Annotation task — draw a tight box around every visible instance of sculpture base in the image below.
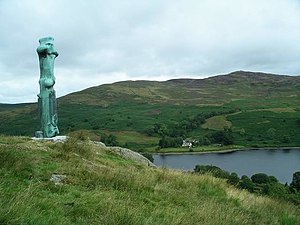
[32,135,67,143]
[35,131,44,138]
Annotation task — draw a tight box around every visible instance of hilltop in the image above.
[1,135,300,224]
[0,71,299,152]
[60,71,300,106]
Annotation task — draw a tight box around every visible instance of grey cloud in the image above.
[0,0,300,103]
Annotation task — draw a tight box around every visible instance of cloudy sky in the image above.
[1,0,300,103]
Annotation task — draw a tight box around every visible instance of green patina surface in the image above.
[37,37,59,137]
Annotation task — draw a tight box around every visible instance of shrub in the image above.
[194,165,230,179]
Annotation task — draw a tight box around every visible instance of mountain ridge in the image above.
[59,70,300,106]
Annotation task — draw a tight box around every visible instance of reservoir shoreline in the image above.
[153,146,300,156]
[153,147,300,183]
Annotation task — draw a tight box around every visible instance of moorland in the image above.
[1,71,299,153]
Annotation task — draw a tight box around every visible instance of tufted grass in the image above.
[1,136,300,224]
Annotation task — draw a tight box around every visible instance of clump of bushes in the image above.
[100,133,118,146]
[194,165,230,179]
[140,152,154,163]
[158,128,234,149]
[158,137,183,148]
[194,164,300,205]
[147,110,238,149]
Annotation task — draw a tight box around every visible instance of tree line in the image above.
[146,110,237,148]
[158,128,234,148]
[194,165,300,205]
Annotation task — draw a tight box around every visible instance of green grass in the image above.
[1,135,300,224]
[227,110,300,147]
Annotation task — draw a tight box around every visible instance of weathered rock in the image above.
[109,146,156,167]
[50,174,66,185]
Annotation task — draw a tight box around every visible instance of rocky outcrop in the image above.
[109,146,156,167]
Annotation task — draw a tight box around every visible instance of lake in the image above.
[153,148,300,183]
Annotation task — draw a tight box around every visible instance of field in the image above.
[1,135,300,224]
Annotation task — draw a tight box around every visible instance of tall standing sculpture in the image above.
[36,37,59,138]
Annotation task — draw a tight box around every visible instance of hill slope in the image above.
[60,71,300,106]
[0,71,299,151]
[1,135,300,225]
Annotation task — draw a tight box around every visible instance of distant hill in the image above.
[60,71,300,106]
[0,71,300,151]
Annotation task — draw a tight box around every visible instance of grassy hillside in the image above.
[0,71,299,151]
[1,135,300,225]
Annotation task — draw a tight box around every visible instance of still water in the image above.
[153,148,300,183]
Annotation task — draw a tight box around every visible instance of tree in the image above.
[150,123,169,137]
[291,171,300,192]
[101,134,118,146]
[267,128,276,139]
[297,119,300,127]
[239,128,245,136]
[194,165,230,179]
[269,176,278,183]
[251,173,270,184]
[158,137,183,148]
[106,134,118,146]
[100,133,108,143]
[262,184,270,195]
[199,137,211,146]
[239,175,255,192]
[281,135,291,144]
[210,129,234,145]
[228,172,240,185]
[267,182,289,197]
[141,152,154,162]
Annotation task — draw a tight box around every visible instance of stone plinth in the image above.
[32,135,67,143]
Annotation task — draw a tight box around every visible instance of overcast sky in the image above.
[1,0,300,103]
